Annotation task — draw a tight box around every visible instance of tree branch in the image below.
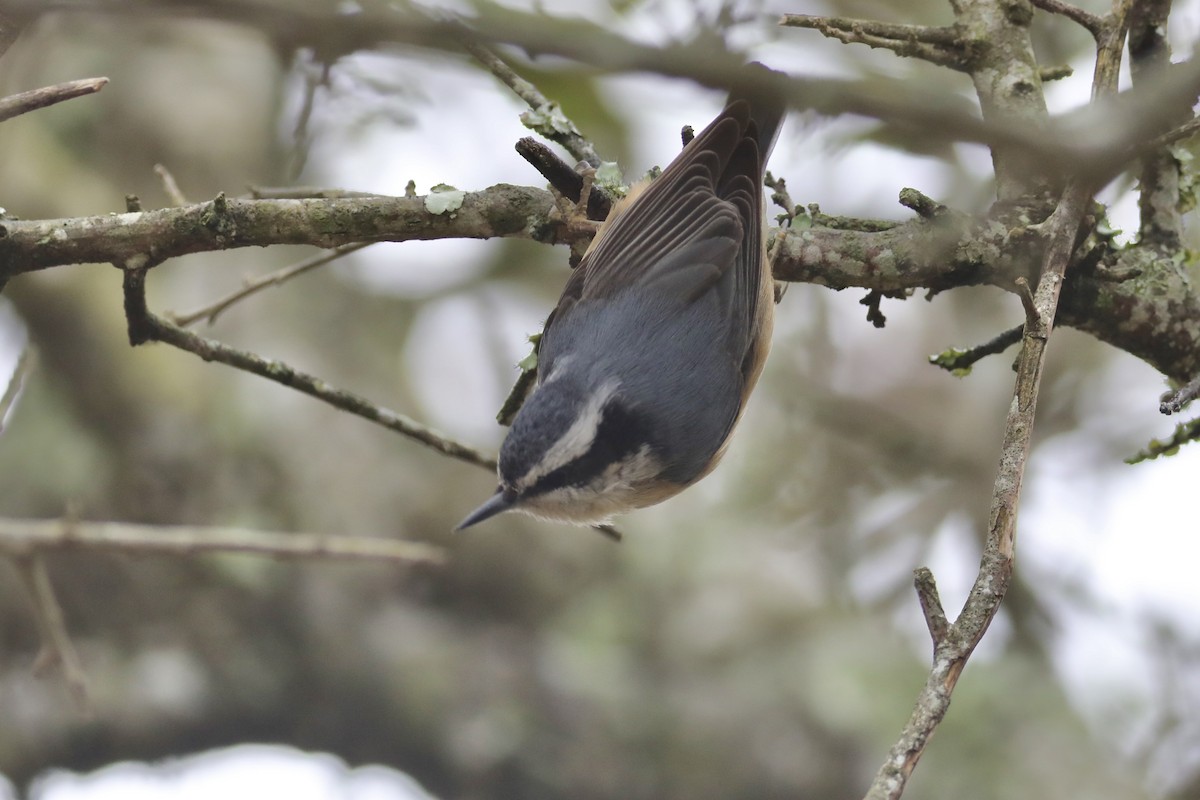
[0,76,108,123]
[929,324,1024,375]
[0,516,445,565]
[121,264,497,472]
[0,185,572,280]
[1129,0,1183,246]
[780,15,970,69]
[169,242,372,326]
[862,2,1135,797]
[1161,374,1200,415]
[1029,0,1104,37]
[0,343,35,434]
[465,41,602,167]
[514,137,613,219]
[19,0,1200,184]
[13,553,90,713]
[3,176,1197,384]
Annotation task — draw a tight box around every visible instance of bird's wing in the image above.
[541,104,758,363]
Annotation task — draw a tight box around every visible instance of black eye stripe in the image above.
[529,402,650,496]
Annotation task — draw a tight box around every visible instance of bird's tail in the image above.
[727,62,787,171]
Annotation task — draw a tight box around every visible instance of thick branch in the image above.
[5,184,1199,383]
[948,0,1050,198]
[0,185,568,279]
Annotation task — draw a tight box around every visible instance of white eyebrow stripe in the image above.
[516,379,620,492]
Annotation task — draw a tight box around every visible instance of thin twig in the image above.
[0,77,108,124]
[13,554,90,713]
[169,242,372,326]
[897,188,945,219]
[0,344,35,434]
[928,325,1023,374]
[1148,115,1200,151]
[514,136,612,219]
[1160,374,1200,414]
[247,186,386,199]
[122,265,496,472]
[780,14,968,69]
[154,163,189,206]
[465,40,602,167]
[1127,416,1200,463]
[912,568,949,646]
[1028,0,1104,38]
[0,517,445,565]
[1040,64,1074,82]
[764,171,796,224]
[1014,276,1039,327]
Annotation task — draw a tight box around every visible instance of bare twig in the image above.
[23,0,1193,181]
[169,242,372,326]
[862,3,1134,798]
[247,186,386,199]
[465,41,602,167]
[1161,374,1200,415]
[859,289,906,328]
[897,188,945,219]
[928,325,1024,374]
[1148,115,1200,151]
[154,163,189,206]
[122,265,496,472]
[13,554,90,713]
[0,516,444,565]
[912,568,949,646]
[764,172,796,224]
[514,137,612,219]
[1040,64,1074,82]
[0,77,108,124]
[0,187,581,279]
[1014,276,1039,327]
[0,344,35,434]
[1028,0,1104,38]
[780,14,969,69]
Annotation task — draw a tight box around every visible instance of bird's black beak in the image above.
[455,488,516,531]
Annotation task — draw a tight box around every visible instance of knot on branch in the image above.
[199,192,237,244]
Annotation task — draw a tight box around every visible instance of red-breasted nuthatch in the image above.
[458,78,785,529]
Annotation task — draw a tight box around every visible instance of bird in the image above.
[458,73,785,530]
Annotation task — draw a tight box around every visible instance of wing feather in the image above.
[541,88,782,390]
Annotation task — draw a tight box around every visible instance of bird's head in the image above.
[456,371,666,529]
